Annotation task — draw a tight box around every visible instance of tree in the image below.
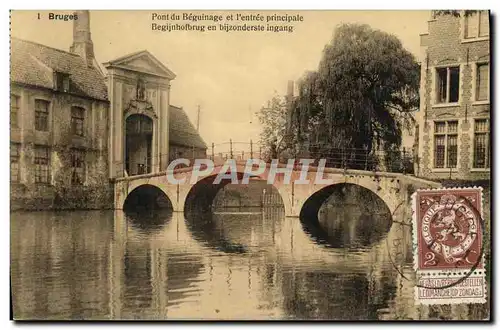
[290,23,420,168]
[292,71,323,145]
[257,93,287,161]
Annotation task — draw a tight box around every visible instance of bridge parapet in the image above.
[114,161,441,219]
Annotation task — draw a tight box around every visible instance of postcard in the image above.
[10,9,491,321]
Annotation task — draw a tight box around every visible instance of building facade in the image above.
[10,35,111,210]
[415,10,490,180]
[104,50,176,177]
[10,11,206,210]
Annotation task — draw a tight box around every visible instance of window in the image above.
[71,107,85,136]
[473,119,490,168]
[35,99,49,131]
[54,72,70,92]
[63,77,70,92]
[10,94,19,128]
[10,143,20,182]
[434,121,458,168]
[436,67,460,104]
[71,149,86,185]
[34,146,50,183]
[465,11,489,39]
[476,63,489,101]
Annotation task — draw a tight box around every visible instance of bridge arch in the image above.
[299,182,393,221]
[122,183,174,212]
[287,171,404,217]
[183,172,285,213]
[298,182,393,248]
[180,171,285,254]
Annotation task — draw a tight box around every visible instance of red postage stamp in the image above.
[412,187,486,305]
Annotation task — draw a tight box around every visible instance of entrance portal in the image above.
[125,114,153,176]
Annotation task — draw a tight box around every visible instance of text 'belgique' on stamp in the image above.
[412,187,486,305]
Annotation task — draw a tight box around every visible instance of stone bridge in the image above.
[113,161,441,218]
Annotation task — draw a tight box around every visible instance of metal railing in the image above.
[114,140,415,178]
[209,141,415,174]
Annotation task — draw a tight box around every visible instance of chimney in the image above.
[70,10,95,67]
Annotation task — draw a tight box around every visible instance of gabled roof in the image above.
[169,105,207,149]
[10,37,108,101]
[104,50,176,79]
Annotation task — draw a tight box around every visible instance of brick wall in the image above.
[417,11,490,180]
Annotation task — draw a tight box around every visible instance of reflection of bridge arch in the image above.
[183,175,284,254]
[184,211,248,254]
[124,207,173,234]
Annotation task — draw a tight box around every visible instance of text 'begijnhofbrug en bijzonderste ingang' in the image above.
[151,12,304,33]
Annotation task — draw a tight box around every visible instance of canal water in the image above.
[10,202,488,320]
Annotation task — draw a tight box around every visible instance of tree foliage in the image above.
[256,93,287,161]
[287,23,420,166]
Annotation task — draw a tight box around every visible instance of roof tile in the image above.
[10,38,108,101]
[10,38,205,150]
[169,106,207,149]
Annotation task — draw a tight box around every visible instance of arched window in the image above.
[126,114,153,134]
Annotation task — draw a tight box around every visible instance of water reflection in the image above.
[10,206,487,320]
[123,243,153,310]
[125,208,172,234]
[10,211,114,319]
[165,252,205,308]
[184,210,248,254]
[281,271,373,320]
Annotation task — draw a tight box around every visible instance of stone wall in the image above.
[10,84,113,210]
[10,183,114,211]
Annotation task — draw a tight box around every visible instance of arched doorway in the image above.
[125,114,153,176]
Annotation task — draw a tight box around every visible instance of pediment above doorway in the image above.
[104,50,176,80]
[125,99,158,119]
